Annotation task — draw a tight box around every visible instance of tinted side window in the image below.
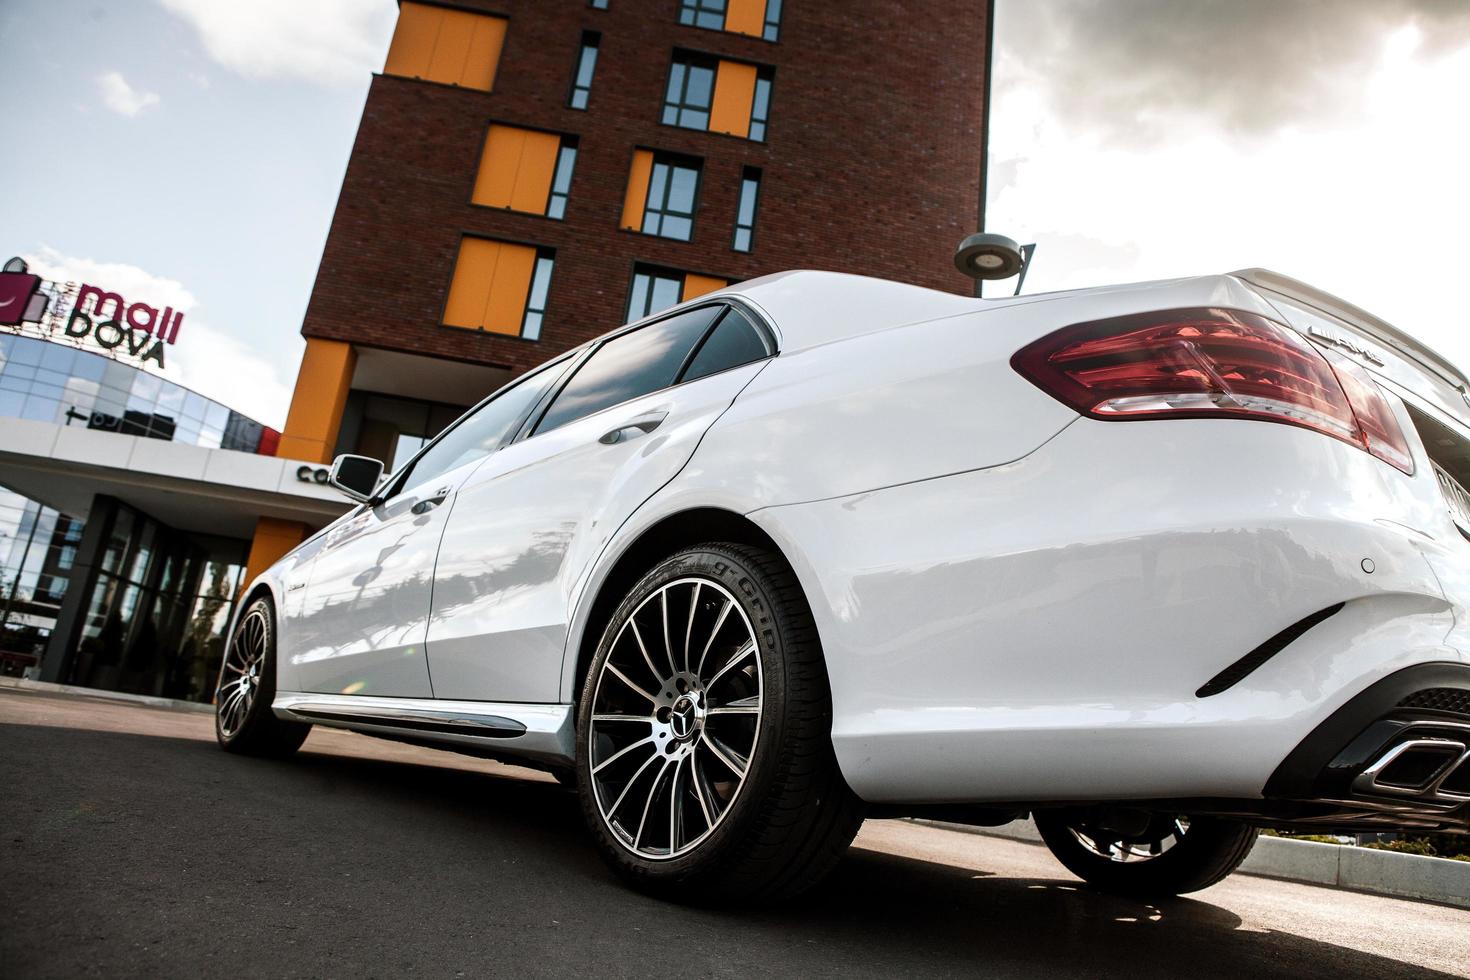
[535,306,720,434]
[681,309,769,383]
[394,361,568,493]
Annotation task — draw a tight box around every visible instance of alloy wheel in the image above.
[217,606,268,738]
[1070,815,1190,863]
[588,577,763,860]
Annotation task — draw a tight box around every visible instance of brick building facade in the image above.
[245,0,993,583]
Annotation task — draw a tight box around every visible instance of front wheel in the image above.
[575,543,865,903]
[215,597,310,758]
[1034,808,1258,897]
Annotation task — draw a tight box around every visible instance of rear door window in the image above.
[680,308,770,383]
[534,305,721,434]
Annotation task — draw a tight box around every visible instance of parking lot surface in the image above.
[2,687,1467,979]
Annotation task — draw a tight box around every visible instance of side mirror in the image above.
[328,454,384,503]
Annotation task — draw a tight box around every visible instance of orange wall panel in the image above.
[277,339,355,464]
[473,125,526,208]
[461,13,506,91]
[428,9,475,86]
[444,238,499,329]
[511,130,561,213]
[242,517,308,595]
[485,244,537,335]
[444,238,537,335]
[473,126,560,213]
[724,0,767,37]
[383,2,439,78]
[620,150,654,231]
[682,274,728,301]
[384,2,503,91]
[709,61,757,138]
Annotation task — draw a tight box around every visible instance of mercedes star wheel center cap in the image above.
[670,694,699,741]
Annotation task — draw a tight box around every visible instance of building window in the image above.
[620,150,701,241]
[383,2,507,92]
[762,0,782,40]
[679,0,782,41]
[472,125,578,219]
[663,52,773,141]
[679,0,727,30]
[569,32,599,110]
[733,167,761,252]
[547,145,577,219]
[522,253,555,340]
[443,238,555,339]
[626,264,728,321]
[590,0,609,7]
[749,73,772,140]
[662,55,715,131]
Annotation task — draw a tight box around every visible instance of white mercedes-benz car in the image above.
[216,264,1470,903]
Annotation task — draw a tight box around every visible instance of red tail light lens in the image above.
[1011,307,1413,474]
[1327,349,1414,474]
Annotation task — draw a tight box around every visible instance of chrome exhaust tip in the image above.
[1353,737,1470,802]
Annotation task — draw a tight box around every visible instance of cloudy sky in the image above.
[2,1,1469,429]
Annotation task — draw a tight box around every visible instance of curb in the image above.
[0,677,214,714]
[910,817,1470,910]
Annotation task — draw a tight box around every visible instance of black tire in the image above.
[215,597,311,758]
[1034,808,1258,897]
[575,542,865,903]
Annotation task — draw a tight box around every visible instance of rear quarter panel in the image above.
[695,274,1282,507]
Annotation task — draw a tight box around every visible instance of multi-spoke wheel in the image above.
[588,577,762,859]
[1035,808,1258,897]
[217,605,268,738]
[575,543,865,903]
[215,597,310,757]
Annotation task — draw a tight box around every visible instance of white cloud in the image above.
[25,246,296,429]
[159,0,398,87]
[97,71,160,116]
[990,13,1470,376]
[999,0,1470,139]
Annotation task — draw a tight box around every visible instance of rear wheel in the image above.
[1035,808,1258,897]
[215,598,310,758]
[575,543,865,903]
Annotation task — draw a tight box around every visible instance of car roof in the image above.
[651,270,983,353]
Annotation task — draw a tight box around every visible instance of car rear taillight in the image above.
[1011,307,1414,474]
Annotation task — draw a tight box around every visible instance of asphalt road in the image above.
[2,686,1468,980]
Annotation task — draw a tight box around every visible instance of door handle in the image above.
[411,486,454,514]
[599,411,668,445]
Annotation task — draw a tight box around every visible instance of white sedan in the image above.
[216,266,1470,902]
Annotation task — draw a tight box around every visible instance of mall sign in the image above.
[0,256,184,369]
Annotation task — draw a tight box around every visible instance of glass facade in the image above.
[0,490,80,675]
[63,499,246,703]
[0,333,275,453]
[0,334,275,700]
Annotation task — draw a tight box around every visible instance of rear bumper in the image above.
[751,415,1470,807]
[1262,662,1470,833]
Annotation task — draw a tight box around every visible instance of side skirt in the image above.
[272,692,574,767]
